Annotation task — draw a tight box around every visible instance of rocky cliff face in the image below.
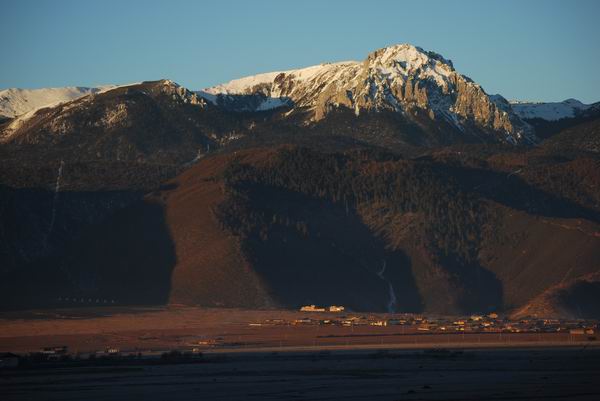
[204,44,534,144]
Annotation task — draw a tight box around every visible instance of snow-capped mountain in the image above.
[2,47,600,316]
[204,44,534,144]
[1,85,126,142]
[510,99,594,121]
[0,80,226,164]
[0,86,110,119]
[0,83,149,121]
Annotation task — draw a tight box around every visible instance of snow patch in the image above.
[0,87,98,118]
[204,71,288,96]
[376,260,397,313]
[0,83,143,121]
[42,160,65,251]
[510,99,591,121]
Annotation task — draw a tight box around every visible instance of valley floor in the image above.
[1,307,599,400]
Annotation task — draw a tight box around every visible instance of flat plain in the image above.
[2,347,599,400]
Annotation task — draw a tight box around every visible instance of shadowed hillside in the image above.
[0,199,177,310]
[2,143,600,313]
[512,272,600,319]
[2,115,600,315]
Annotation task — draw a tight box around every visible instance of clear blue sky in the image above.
[1,0,599,103]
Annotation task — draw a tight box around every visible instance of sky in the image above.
[1,0,599,103]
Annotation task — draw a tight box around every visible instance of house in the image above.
[300,305,326,312]
[0,353,19,368]
[40,346,68,355]
[197,339,218,346]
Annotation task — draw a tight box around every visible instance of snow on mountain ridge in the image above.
[201,61,360,111]
[0,83,147,143]
[0,87,101,118]
[0,84,148,120]
[202,43,470,118]
[367,44,455,87]
[204,71,293,95]
[203,44,456,97]
[203,43,534,144]
[510,99,592,121]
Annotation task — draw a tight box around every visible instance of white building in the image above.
[300,305,326,312]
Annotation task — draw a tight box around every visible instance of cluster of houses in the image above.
[36,345,121,359]
[254,312,598,336]
[39,346,69,360]
[1,311,597,369]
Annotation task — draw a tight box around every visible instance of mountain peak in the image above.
[158,79,181,88]
[367,43,454,70]
[563,98,584,106]
[203,43,533,144]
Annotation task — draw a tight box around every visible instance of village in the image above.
[246,305,600,336]
[2,304,598,370]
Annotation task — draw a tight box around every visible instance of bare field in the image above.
[2,347,600,400]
